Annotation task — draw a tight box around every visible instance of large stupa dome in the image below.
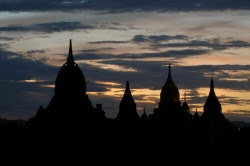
[55,39,86,96]
[160,64,180,102]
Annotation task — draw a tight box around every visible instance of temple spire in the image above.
[122,81,134,102]
[126,81,130,91]
[141,108,148,121]
[184,91,187,102]
[67,39,74,64]
[167,62,173,83]
[211,73,214,89]
[117,81,139,120]
[160,62,179,102]
[193,108,200,120]
[203,74,222,114]
[209,74,215,96]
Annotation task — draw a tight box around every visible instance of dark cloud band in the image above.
[0,0,250,12]
[0,21,93,33]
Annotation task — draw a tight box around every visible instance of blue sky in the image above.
[0,0,250,121]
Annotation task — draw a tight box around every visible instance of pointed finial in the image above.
[168,62,171,75]
[67,39,74,64]
[143,108,146,114]
[210,72,214,89]
[196,107,197,113]
[126,81,129,90]
[167,61,173,83]
[184,91,187,102]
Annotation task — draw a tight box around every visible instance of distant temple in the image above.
[193,108,200,121]
[182,92,190,114]
[150,63,192,128]
[116,81,139,121]
[200,76,229,132]
[141,108,148,121]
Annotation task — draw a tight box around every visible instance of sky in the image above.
[0,0,250,122]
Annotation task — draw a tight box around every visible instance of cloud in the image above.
[1,0,250,12]
[225,110,250,122]
[111,22,120,26]
[223,98,250,105]
[131,35,250,50]
[80,47,115,53]
[180,65,250,89]
[26,50,46,54]
[0,49,58,119]
[0,21,94,33]
[153,40,250,50]
[132,34,189,43]
[88,34,250,52]
[79,58,250,91]
[97,22,129,31]
[76,49,210,61]
[88,40,129,44]
[0,50,57,80]
[89,35,189,45]
[0,43,10,49]
[226,40,250,47]
[0,37,15,41]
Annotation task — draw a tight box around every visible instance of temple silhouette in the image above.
[3,39,246,145]
[116,81,139,121]
[26,40,106,128]
[148,63,192,127]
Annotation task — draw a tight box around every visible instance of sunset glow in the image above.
[0,1,249,121]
